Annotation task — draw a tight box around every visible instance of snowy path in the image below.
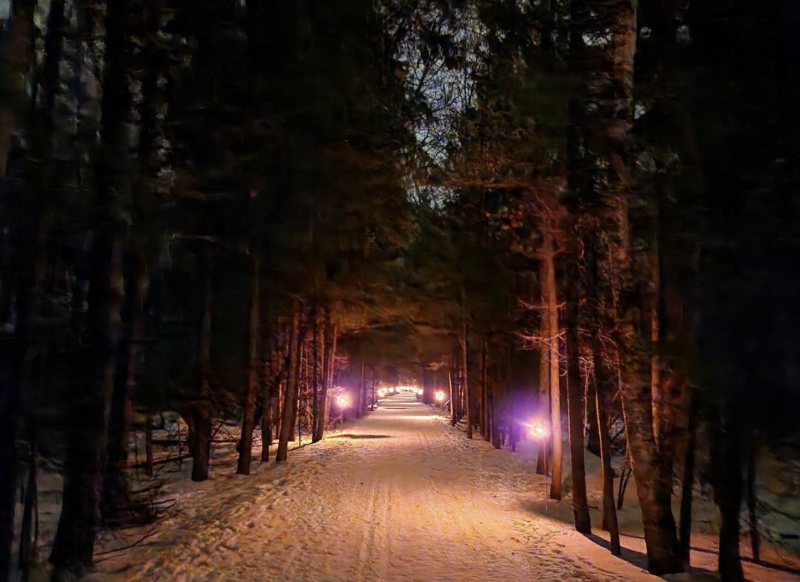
[92,393,661,582]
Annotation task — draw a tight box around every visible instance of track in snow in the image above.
[92,393,659,582]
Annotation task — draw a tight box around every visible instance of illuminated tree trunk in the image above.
[537,321,549,475]
[462,320,472,439]
[567,0,680,569]
[586,379,601,455]
[314,317,336,441]
[542,227,562,500]
[566,256,591,533]
[237,250,260,475]
[482,340,491,442]
[311,309,325,442]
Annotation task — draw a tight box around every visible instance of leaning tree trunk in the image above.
[237,250,261,475]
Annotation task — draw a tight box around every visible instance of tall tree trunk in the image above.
[711,401,745,582]
[0,0,35,179]
[259,297,274,461]
[482,339,490,442]
[18,434,36,582]
[537,322,549,475]
[586,377,601,456]
[51,0,131,572]
[595,363,621,555]
[102,231,148,520]
[311,308,321,427]
[543,227,563,500]
[462,320,472,439]
[358,359,366,419]
[569,0,680,571]
[311,309,324,442]
[448,358,457,425]
[314,315,335,442]
[276,305,301,462]
[189,254,213,482]
[237,251,261,475]
[566,258,591,534]
[0,1,40,576]
[678,388,698,567]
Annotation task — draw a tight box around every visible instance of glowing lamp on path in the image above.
[529,421,547,439]
[435,391,445,403]
[416,389,423,396]
[336,395,351,409]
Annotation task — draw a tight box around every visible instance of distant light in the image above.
[336,395,351,409]
[529,420,547,439]
[435,390,445,402]
[416,389,423,396]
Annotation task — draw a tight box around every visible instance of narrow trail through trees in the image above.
[91,393,659,582]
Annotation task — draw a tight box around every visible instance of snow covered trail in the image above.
[92,393,660,582]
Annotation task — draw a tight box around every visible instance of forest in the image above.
[1,0,799,581]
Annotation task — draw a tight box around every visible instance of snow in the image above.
[15,392,800,582]
[86,393,663,582]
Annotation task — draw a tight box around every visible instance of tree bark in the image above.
[190,253,213,482]
[543,227,563,500]
[566,258,591,534]
[537,323,549,475]
[586,378,601,456]
[462,320,472,439]
[0,0,35,180]
[678,388,698,567]
[51,0,130,571]
[448,358,457,425]
[237,251,261,475]
[277,305,301,462]
[483,341,492,443]
[314,316,335,442]
[711,402,745,582]
[595,357,621,555]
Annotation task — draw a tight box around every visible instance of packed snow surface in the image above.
[87,394,795,582]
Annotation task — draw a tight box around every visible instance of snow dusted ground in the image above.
[86,393,651,582]
[83,393,800,582]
